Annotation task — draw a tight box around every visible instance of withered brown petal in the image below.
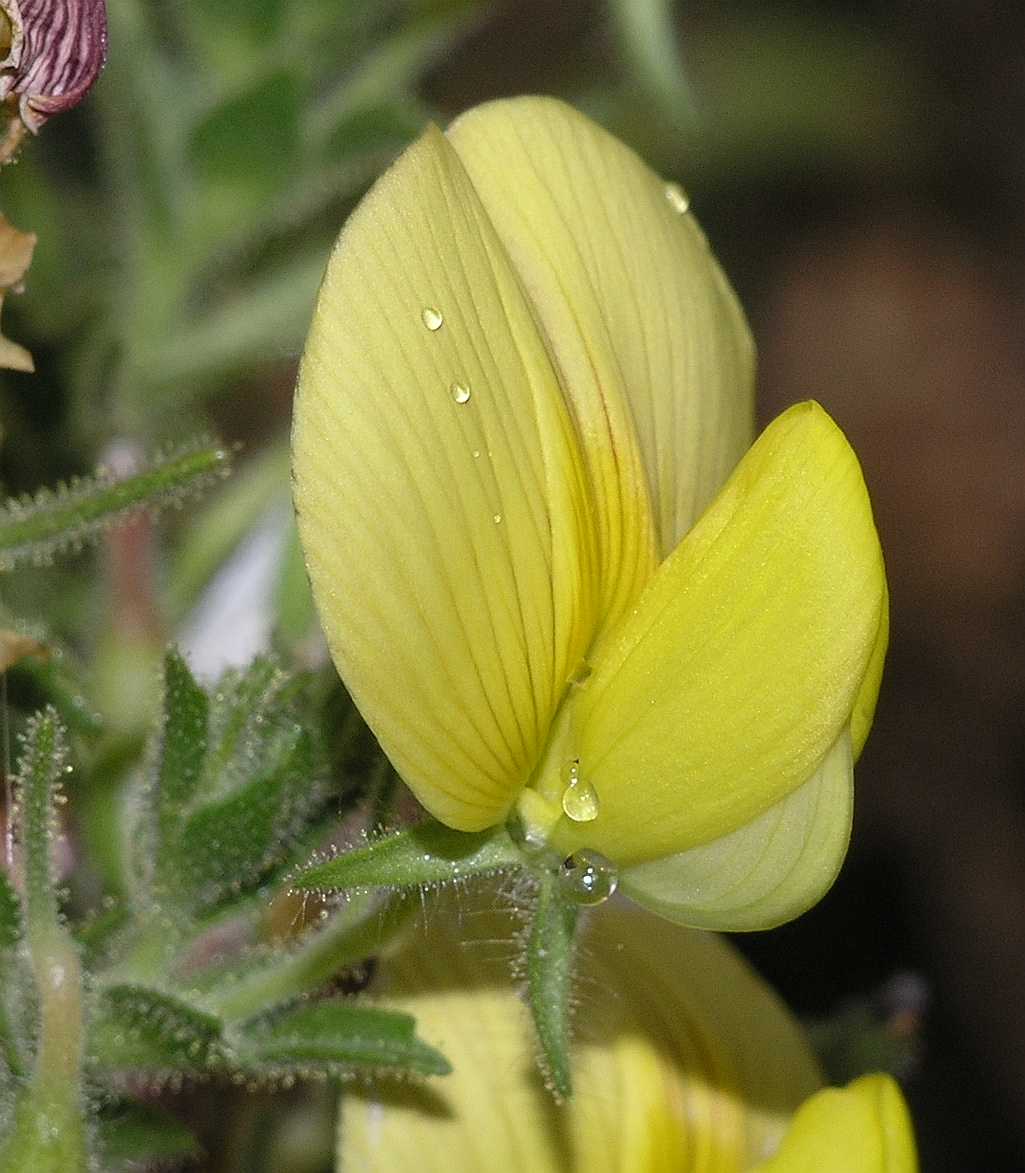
[0,0,107,132]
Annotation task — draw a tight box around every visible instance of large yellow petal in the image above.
[448,97,755,630]
[339,889,821,1172]
[293,125,597,832]
[619,727,852,931]
[752,1075,919,1173]
[557,402,886,866]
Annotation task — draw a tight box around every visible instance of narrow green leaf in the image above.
[235,1000,450,1078]
[526,872,579,1100]
[0,440,232,573]
[0,872,22,948]
[89,985,226,1075]
[95,1102,201,1170]
[293,820,522,893]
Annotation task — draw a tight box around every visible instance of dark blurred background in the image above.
[3,1,1024,1168]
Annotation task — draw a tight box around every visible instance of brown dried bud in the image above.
[0,0,107,133]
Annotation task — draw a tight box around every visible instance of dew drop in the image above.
[450,380,471,404]
[493,513,502,524]
[559,849,618,906]
[561,760,599,822]
[472,449,481,459]
[664,182,690,215]
[421,306,444,331]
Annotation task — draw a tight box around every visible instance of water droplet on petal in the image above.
[559,849,618,906]
[421,306,444,331]
[493,513,502,524]
[450,380,471,404]
[472,449,481,459]
[664,182,690,215]
[561,761,599,822]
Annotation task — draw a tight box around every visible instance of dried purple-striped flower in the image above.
[0,0,107,133]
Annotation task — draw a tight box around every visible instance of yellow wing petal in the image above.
[293,125,596,832]
[619,728,852,930]
[752,1075,919,1173]
[339,888,821,1172]
[558,401,886,865]
[448,96,755,629]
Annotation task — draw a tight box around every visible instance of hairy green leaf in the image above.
[234,999,450,1078]
[15,708,68,939]
[157,650,209,824]
[89,985,226,1076]
[293,820,522,893]
[179,724,325,910]
[0,440,232,573]
[526,872,579,1100]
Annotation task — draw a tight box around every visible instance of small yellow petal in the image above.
[339,889,821,1172]
[620,727,852,931]
[752,1074,919,1173]
[851,579,889,758]
[559,401,886,865]
[293,125,596,832]
[449,96,755,632]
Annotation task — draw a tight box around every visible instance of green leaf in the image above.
[292,820,523,892]
[526,872,578,1100]
[15,708,68,939]
[89,985,226,1076]
[0,872,22,949]
[157,650,210,822]
[234,999,450,1078]
[202,657,287,798]
[141,655,334,917]
[95,1102,201,1171]
[178,723,326,910]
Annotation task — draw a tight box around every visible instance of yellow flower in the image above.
[292,96,888,929]
[337,892,918,1172]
